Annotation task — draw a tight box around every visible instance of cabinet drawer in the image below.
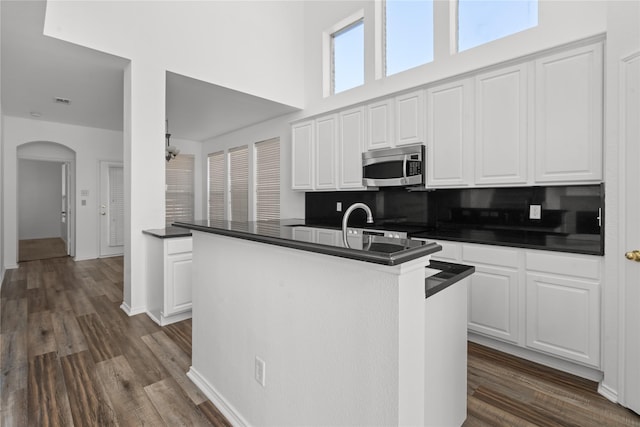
[462,244,519,268]
[167,238,193,255]
[526,251,600,280]
[430,241,460,262]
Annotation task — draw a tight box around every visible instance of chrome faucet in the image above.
[342,203,374,248]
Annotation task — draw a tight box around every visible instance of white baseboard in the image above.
[598,382,619,403]
[120,302,146,316]
[468,332,604,382]
[187,367,249,427]
[73,255,96,262]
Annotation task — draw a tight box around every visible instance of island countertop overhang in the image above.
[173,219,442,266]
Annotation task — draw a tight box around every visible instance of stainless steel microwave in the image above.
[362,145,425,187]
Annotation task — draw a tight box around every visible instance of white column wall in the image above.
[122,61,166,315]
[2,117,123,267]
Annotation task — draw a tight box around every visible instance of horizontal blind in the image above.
[166,154,195,226]
[255,138,280,221]
[229,146,248,222]
[208,151,225,221]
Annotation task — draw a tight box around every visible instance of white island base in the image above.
[186,230,467,426]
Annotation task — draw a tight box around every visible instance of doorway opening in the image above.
[17,142,76,262]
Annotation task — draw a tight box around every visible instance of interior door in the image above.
[100,161,125,257]
[623,50,640,415]
[61,163,69,254]
[60,161,75,257]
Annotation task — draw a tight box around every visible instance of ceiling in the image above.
[1,0,298,142]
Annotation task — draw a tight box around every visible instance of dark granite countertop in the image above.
[173,219,442,266]
[411,228,603,256]
[142,226,192,239]
[425,260,475,298]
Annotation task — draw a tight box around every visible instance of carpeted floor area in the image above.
[18,237,68,262]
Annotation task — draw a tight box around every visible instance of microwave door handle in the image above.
[402,155,408,183]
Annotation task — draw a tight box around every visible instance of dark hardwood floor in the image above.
[1,253,639,426]
[18,238,68,262]
[1,256,230,426]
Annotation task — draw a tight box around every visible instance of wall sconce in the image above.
[165,119,180,161]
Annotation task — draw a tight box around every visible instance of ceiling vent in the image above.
[54,97,71,105]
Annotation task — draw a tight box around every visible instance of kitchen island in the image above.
[174,219,469,426]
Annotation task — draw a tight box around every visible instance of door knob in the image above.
[625,250,640,262]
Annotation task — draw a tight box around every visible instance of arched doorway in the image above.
[17,141,76,262]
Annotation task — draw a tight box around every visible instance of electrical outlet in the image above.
[529,204,542,220]
[255,356,266,387]
[336,202,342,212]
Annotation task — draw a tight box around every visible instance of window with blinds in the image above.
[255,138,280,221]
[208,151,225,221]
[166,154,195,226]
[229,146,249,222]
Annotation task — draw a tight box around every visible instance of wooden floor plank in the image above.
[65,288,97,316]
[60,350,119,426]
[28,351,74,427]
[0,331,28,408]
[163,319,193,357]
[198,400,234,427]
[141,330,208,405]
[51,310,88,357]
[95,355,165,426]
[145,377,213,426]
[27,287,49,313]
[0,297,27,333]
[0,388,28,426]
[27,311,57,358]
[76,313,122,363]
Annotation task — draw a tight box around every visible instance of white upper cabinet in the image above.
[291,120,314,190]
[338,107,365,189]
[395,90,425,146]
[534,42,603,183]
[426,78,474,187]
[475,64,529,185]
[366,98,394,150]
[315,114,338,190]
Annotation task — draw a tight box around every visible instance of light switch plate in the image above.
[529,205,542,220]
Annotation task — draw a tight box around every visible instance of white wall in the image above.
[17,159,63,240]
[201,114,305,221]
[301,0,607,118]
[43,0,305,109]
[3,116,123,267]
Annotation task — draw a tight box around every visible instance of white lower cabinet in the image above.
[462,244,520,344]
[146,236,193,326]
[525,251,600,367]
[428,239,601,369]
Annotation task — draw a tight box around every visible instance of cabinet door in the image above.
[467,264,520,344]
[315,115,338,190]
[292,227,314,242]
[395,90,425,146]
[426,79,474,187]
[366,99,394,150]
[535,42,603,183]
[475,64,529,185]
[316,228,340,246]
[292,120,314,190]
[526,273,600,367]
[165,252,192,316]
[339,107,365,189]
